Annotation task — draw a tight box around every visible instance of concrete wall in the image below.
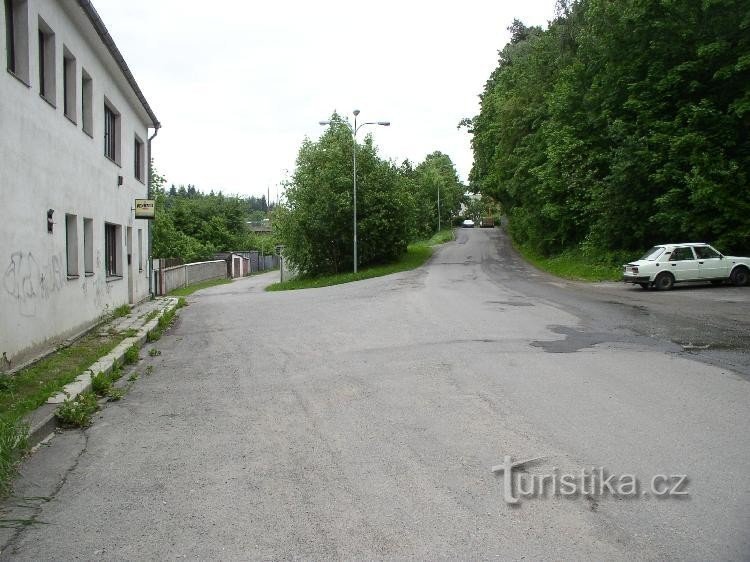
[157,261,226,295]
[1,1,155,368]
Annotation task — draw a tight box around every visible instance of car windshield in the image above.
[640,246,665,261]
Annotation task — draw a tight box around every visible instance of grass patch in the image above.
[144,310,159,323]
[123,345,140,365]
[112,304,131,318]
[267,229,454,291]
[0,332,126,423]
[146,303,181,342]
[515,244,627,281]
[0,417,28,496]
[106,387,125,402]
[121,328,138,338]
[91,372,112,396]
[169,278,232,297]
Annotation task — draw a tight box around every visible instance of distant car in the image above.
[622,243,750,290]
[462,219,475,228]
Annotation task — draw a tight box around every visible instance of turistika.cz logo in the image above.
[491,456,689,505]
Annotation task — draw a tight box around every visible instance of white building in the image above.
[1,0,160,369]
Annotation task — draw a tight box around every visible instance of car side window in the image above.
[694,246,719,259]
[669,247,695,261]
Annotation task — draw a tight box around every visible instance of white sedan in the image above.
[623,243,750,290]
[462,219,475,228]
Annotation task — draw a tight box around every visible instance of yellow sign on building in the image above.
[134,199,155,219]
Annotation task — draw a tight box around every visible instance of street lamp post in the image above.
[319,110,390,273]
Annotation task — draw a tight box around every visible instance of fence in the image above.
[154,260,226,295]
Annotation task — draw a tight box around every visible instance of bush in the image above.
[56,392,99,427]
[0,417,28,496]
[91,371,112,396]
[123,345,140,365]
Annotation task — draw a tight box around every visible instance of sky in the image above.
[93,0,557,201]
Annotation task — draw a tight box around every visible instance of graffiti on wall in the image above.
[3,251,64,317]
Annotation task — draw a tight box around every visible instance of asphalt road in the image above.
[2,228,749,560]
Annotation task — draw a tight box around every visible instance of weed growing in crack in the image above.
[91,372,111,396]
[0,417,28,496]
[124,345,140,365]
[56,392,99,427]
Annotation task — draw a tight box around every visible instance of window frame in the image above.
[62,46,76,123]
[37,17,56,106]
[104,222,121,278]
[83,217,94,275]
[65,214,79,278]
[5,0,29,84]
[134,135,144,182]
[103,101,120,164]
[81,68,92,136]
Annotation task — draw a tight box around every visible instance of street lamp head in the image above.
[353,109,360,117]
[319,121,331,126]
[378,121,390,126]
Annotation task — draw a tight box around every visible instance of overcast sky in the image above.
[94,0,557,200]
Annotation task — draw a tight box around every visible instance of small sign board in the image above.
[134,199,155,219]
[275,244,284,256]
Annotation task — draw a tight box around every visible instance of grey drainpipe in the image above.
[147,125,160,298]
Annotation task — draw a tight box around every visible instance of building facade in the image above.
[1,0,159,369]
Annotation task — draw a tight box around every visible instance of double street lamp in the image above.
[319,109,390,273]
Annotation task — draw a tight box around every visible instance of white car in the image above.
[462,219,475,228]
[623,243,750,290]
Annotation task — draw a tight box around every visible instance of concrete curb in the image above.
[23,297,180,447]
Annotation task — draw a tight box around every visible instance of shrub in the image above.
[123,345,139,365]
[91,371,111,396]
[56,392,99,427]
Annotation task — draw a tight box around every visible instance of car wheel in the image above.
[654,272,674,291]
[730,266,749,287]
[639,283,649,289]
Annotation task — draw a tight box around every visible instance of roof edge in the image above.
[76,0,160,129]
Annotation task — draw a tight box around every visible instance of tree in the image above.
[468,0,750,255]
[412,152,464,238]
[275,113,414,276]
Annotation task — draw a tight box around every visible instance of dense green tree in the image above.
[149,164,275,261]
[468,0,750,255]
[412,152,465,238]
[275,114,414,276]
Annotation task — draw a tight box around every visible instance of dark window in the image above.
[669,247,695,261]
[104,105,117,160]
[37,18,55,103]
[81,69,92,135]
[63,49,76,121]
[134,137,144,181]
[4,0,28,82]
[37,28,44,96]
[5,0,15,73]
[105,223,119,276]
[694,246,720,259]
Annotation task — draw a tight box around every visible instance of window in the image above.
[669,247,695,262]
[63,46,76,122]
[104,101,120,163]
[134,136,144,182]
[83,218,93,275]
[104,223,121,277]
[37,17,55,105]
[694,246,720,260]
[65,214,78,277]
[81,68,92,135]
[137,228,143,272]
[5,0,29,82]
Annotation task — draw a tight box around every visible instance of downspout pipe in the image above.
[147,125,160,298]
